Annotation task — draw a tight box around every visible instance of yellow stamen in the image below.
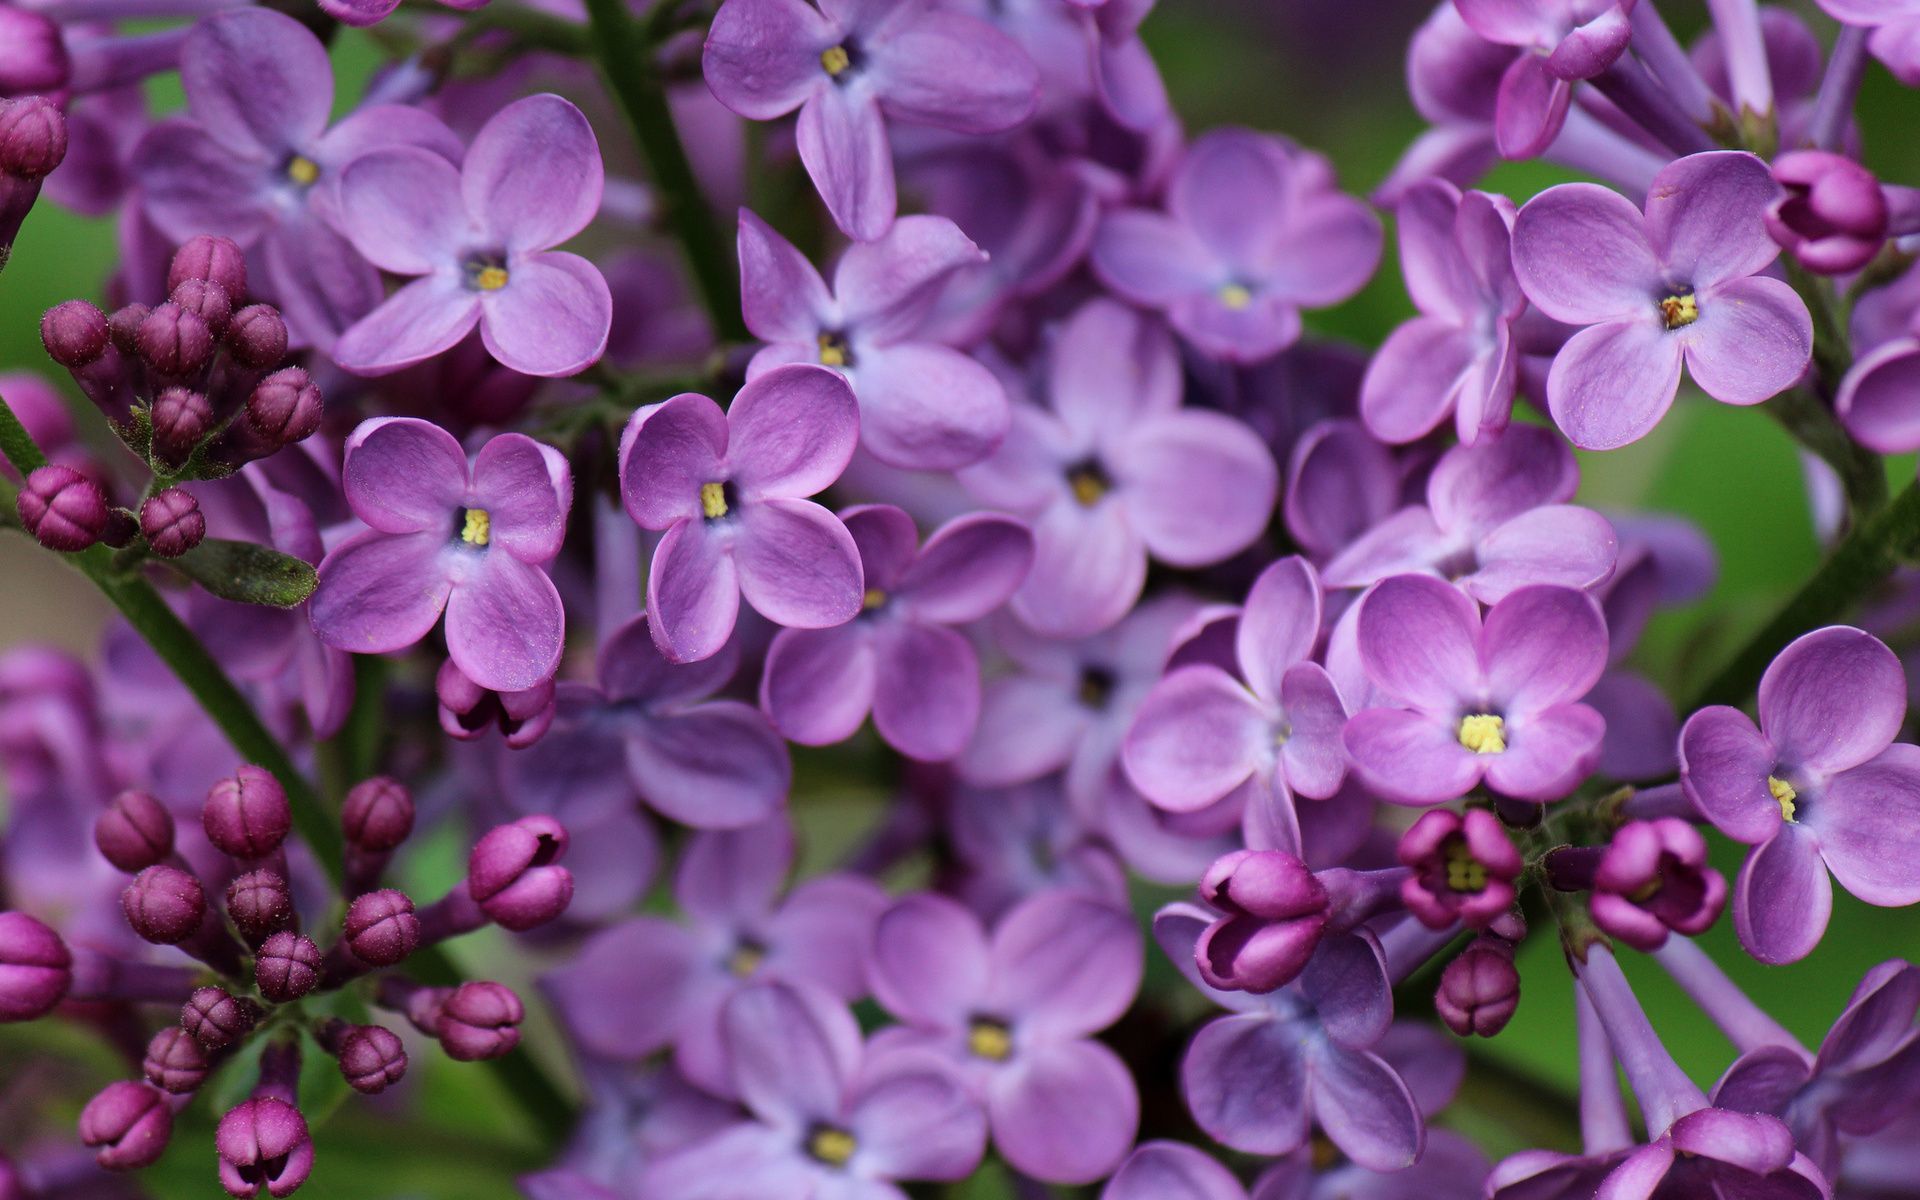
[1068,468,1106,507]
[1457,713,1506,755]
[1443,838,1487,893]
[460,508,491,547]
[286,155,320,186]
[725,943,764,978]
[1769,775,1798,822]
[808,1127,856,1166]
[818,333,848,367]
[1659,292,1698,330]
[700,482,728,520]
[474,265,510,292]
[1628,877,1663,903]
[967,1019,1013,1062]
[821,45,852,76]
[862,587,888,611]
[1218,282,1253,310]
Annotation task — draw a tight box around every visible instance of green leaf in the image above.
[171,537,318,607]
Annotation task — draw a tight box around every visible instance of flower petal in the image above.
[1684,275,1812,406]
[797,87,895,242]
[333,275,483,377]
[1355,573,1482,712]
[342,416,468,534]
[647,519,742,664]
[1485,702,1606,802]
[987,1039,1137,1185]
[470,433,570,564]
[1467,505,1620,603]
[1011,501,1147,639]
[871,892,989,1029]
[1480,584,1609,712]
[1545,317,1685,451]
[1734,826,1834,965]
[619,393,728,531]
[310,530,450,654]
[538,917,703,1059]
[1090,209,1218,307]
[1182,1013,1310,1155]
[443,552,565,692]
[479,251,613,378]
[848,1054,988,1182]
[871,622,980,761]
[1644,151,1782,288]
[702,0,834,120]
[1307,1043,1423,1172]
[760,623,877,747]
[835,214,985,337]
[182,9,332,158]
[895,513,1032,624]
[850,342,1009,471]
[337,147,467,276]
[675,816,793,927]
[1121,666,1267,813]
[1678,706,1783,845]
[1426,422,1579,537]
[463,94,604,253]
[723,981,861,1128]
[1104,1143,1246,1200]
[729,364,861,499]
[1810,743,1920,907]
[867,11,1038,134]
[1236,556,1322,705]
[1342,707,1483,807]
[1110,410,1277,566]
[1512,180,1660,323]
[986,890,1141,1039]
[627,700,792,828]
[1758,626,1905,776]
[738,208,833,343]
[735,498,864,630]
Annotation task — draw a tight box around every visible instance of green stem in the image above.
[1764,386,1887,522]
[581,0,746,344]
[1689,476,1920,711]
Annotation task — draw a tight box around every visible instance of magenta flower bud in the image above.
[169,235,248,301]
[216,1097,313,1198]
[78,1081,172,1171]
[39,300,109,367]
[226,870,293,943]
[170,277,234,338]
[226,306,289,370]
[142,1026,211,1094]
[243,368,321,447]
[17,464,108,552]
[436,981,524,1061]
[332,1024,407,1094]
[121,864,206,946]
[0,97,68,180]
[468,816,574,932]
[1396,808,1524,930]
[150,387,213,468]
[95,789,176,873]
[435,660,557,748]
[182,986,262,1051]
[1766,151,1889,276]
[107,304,150,356]
[203,765,291,860]
[101,507,138,549]
[136,303,215,377]
[1193,850,1330,993]
[1436,937,1520,1038]
[0,910,71,1021]
[254,932,321,1004]
[343,889,419,967]
[341,777,413,853]
[0,12,68,95]
[141,488,205,559]
[1586,818,1728,952]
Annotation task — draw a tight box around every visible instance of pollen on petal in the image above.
[1659,291,1699,330]
[821,45,852,76]
[700,481,728,520]
[862,587,888,611]
[807,1126,857,1166]
[818,332,850,367]
[286,155,320,186]
[475,265,510,291]
[1443,837,1487,892]
[460,508,491,547]
[1768,775,1797,822]
[725,941,764,978]
[1457,713,1505,755]
[967,1017,1013,1062]
[1218,282,1253,310]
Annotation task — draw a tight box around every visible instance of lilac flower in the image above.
[1679,626,1920,964]
[761,505,1032,762]
[1122,557,1347,853]
[1815,0,1920,86]
[941,775,1130,921]
[702,0,1040,241]
[1512,151,1814,450]
[1320,424,1619,604]
[541,816,886,1096]
[1343,575,1608,805]
[1153,902,1424,1170]
[332,94,613,378]
[638,981,987,1198]
[131,9,461,351]
[320,0,485,29]
[867,889,1142,1184]
[1581,818,1727,951]
[739,210,1009,470]
[1362,179,1524,444]
[1396,808,1521,930]
[958,300,1277,638]
[617,364,864,664]
[309,418,572,694]
[1091,128,1381,363]
[1451,0,1634,158]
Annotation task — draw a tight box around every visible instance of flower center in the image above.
[806,1125,856,1167]
[1078,666,1115,710]
[1659,291,1698,330]
[460,508,490,547]
[464,256,510,292]
[818,331,852,367]
[1457,713,1506,755]
[1768,775,1797,822]
[1066,461,1109,507]
[1218,282,1253,310]
[285,154,320,186]
[1443,836,1486,892]
[700,481,729,520]
[967,1017,1013,1062]
[821,44,852,76]
[862,587,888,611]
[725,940,765,978]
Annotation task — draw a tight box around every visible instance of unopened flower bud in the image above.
[203,765,291,860]
[226,870,293,943]
[244,368,321,447]
[331,1023,407,1094]
[254,932,321,1004]
[226,306,288,370]
[141,488,205,558]
[17,464,107,551]
[107,304,149,355]
[78,1081,172,1171]
[1194,849,1329,993]
[342,777,414,853]
[1767,151,1888,275]
[343,889,419,967]
[169,235,248,301]
[137,303,214,377]
[0,97,68,180]
[39,300,108,367]
[170,277,233,338]
[436,660,556,748]
[0,13,69,95]
[122,864,206,946]
[468,816,574,932]
[0,910,71,1021]
[102,508,137,549]
[216,1097,312,1198]
[150,387,213,467]
[181,986,261,1051]
[436,981,524,1061]
[143,1026,211,1094]
[95,790,175,873]
[1436,937,1520,1038]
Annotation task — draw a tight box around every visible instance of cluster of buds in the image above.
[0,96,65,274]
[0,768,574,1196]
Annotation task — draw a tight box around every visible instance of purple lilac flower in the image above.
[1512,151,1814,450]
[1362,179,1524,445]
[541,815,885,1096]
[702,0,1040,241]
[1343,574,1609,805]
[867,888,1142,1184]
[958,300,1277,637]
[332,94,612,378]
[1679,626,1920,964]
[1320,424,1619,604]
[940,774,1130,921]
[1815,0,1920,85]
[638,980,988,1198]
[1451,0,1634,157]
[320,0,485,29]
[1580,818,1727,951]
[1091,128,1381,363]
[761,505,1032,762]
[618,364,864,664]
[1122,557,1347,854]
[1396,808,1521,929]
[309,417,572,694]
[738,209,1009,470]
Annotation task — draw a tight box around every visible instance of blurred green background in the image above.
[6,1,1920,1194]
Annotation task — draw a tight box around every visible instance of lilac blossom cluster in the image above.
[7,0,1920,1198]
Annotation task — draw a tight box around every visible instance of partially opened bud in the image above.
[182,986,262,1051]
[96,790,175,873]
[1767,151,1888,275]
[79,1081,172,1170]
[0,910,71,1021]
[143,1026,211,1094]
[1436,937,1520,1038]
[169,235,248,300]
[343,889,419,967]
[122,865,206,946]
[17,464,107,552]
[436,981,524,1061]
[1193,850,1329,993]
[216,1097,312,1198]
[468,816,573,931]
[255,932,322,1003]
[226,870,293,943]
[436,660,556,748]
[203,765,291,860]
